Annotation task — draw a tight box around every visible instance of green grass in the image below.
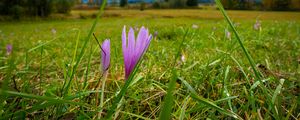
[0,9,299,119]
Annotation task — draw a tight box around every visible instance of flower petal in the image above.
[127,28,136,76]
[122,26,129,77]
[134,26,148,65]
[122,26,152,80]
[101,39,110,72]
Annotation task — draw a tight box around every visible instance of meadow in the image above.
[0,8,299,119]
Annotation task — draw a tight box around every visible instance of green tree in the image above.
[186,0,198,7]
[120,0,128,7]
[55,0,75,14]
[169,0,186,8]
[0,0,76,17]
[273,0,291,10]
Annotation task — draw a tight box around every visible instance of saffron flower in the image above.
[122,26,152,79]
[6,44,12,55]
[101,39,110,72]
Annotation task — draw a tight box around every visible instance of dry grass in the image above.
[71,9,300,20]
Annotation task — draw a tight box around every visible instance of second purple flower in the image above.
[101,39,110,72]
[122,26,152,79]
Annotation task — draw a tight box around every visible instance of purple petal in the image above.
[122,26,127,54]
[122,26,152,80]
[127,27,135,78]
[122,26,130,77]
[6,44,12,55]
[101,39,110,72]
[134,26,148,65]
[145,35,152,52]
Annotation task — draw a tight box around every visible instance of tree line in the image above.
[1,0,299,18]
[0,0,75,18]
[221,0,300,11]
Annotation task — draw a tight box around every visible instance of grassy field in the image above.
[0,9,299,119]
[72,9,300,20]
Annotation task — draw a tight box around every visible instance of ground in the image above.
[0,9,299,119]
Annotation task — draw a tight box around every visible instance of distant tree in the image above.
[120,0,128,7]
[289,0,300,10]
[55,0,75,14]
[140,1,146,11]
[273,0,291,10]
[186,0,198,7]
[0,0,24,15]
[263,0,291,10]
[29,0,54,17]
[0,0,76,17]
[169,0,186,8]
[221,0,254,10]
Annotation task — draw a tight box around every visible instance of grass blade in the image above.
[62,0,107,96]
[214,0,262,80]
[272,79,285,104]
[179,77,241,119]
[159,29,189,120]
[223,66,233,111]
[105,62,141,119]
[179,95,190,120]
[0,89,91,107]
[190,93,242,120]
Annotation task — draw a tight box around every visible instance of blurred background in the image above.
[0,0,299,19]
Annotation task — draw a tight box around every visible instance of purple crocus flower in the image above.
[101,39,110,72]
[6,44,12,55]
[122,26,152,79]
[253,20,261,31]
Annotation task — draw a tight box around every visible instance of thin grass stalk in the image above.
[105,61,141,119]
[62,0,107,96]
[98,71,108,119]
[159,29,189,120]
[39,46,44,91]
[215,0,261,80]
[214,0,280,118]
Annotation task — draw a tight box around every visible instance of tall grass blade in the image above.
[179,77,241,119]
[223,66,233,111]
[272,79,285,104]
[0,89,91,107]
[159,29,189,120]
[190,93,243,120]
[179,95,190,120]
[214,0,261,80]
[105,61,142,119]
[62,0,107,96]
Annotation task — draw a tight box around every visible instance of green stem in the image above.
[98,71,108,119]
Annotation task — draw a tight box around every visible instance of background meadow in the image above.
[0,9,300,119]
